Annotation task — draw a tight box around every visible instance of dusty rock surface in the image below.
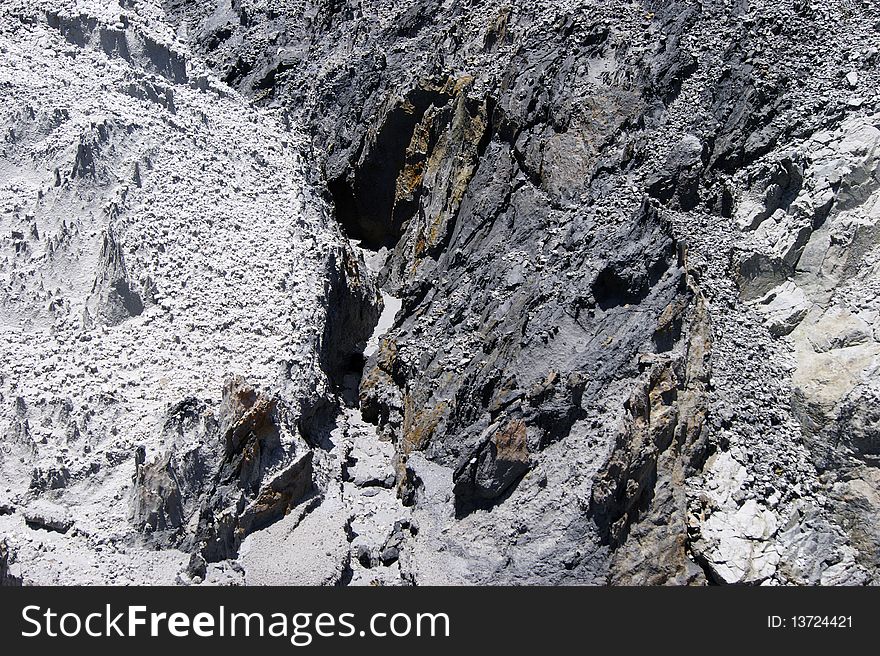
[1,0,879,585]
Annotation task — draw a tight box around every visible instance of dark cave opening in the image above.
[327,87,452,251]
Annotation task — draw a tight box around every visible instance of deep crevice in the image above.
[328,88,452,250]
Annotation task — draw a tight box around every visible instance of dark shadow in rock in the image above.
[592,265,650,310]
[297,395,340,451]
[329,88,452,249]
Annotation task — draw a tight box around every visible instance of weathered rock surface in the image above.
[0,0,377,584]
[3,0,880,585]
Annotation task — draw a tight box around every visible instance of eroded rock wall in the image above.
[3,0,880,585]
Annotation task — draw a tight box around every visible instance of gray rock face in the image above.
[163,0,715,583]
[3,0,880,585]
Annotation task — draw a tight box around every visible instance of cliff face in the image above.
[1,0,879,585]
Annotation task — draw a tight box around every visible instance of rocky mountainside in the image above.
[1,0,879,585]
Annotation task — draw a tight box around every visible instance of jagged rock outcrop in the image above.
[0,539,22,586]
[189,377,315,561]
[594,289,712,585]
[46,8,188,83]
[84,229,146,327]
[4,0,880,585]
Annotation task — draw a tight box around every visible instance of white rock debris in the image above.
[0,0,384,584]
